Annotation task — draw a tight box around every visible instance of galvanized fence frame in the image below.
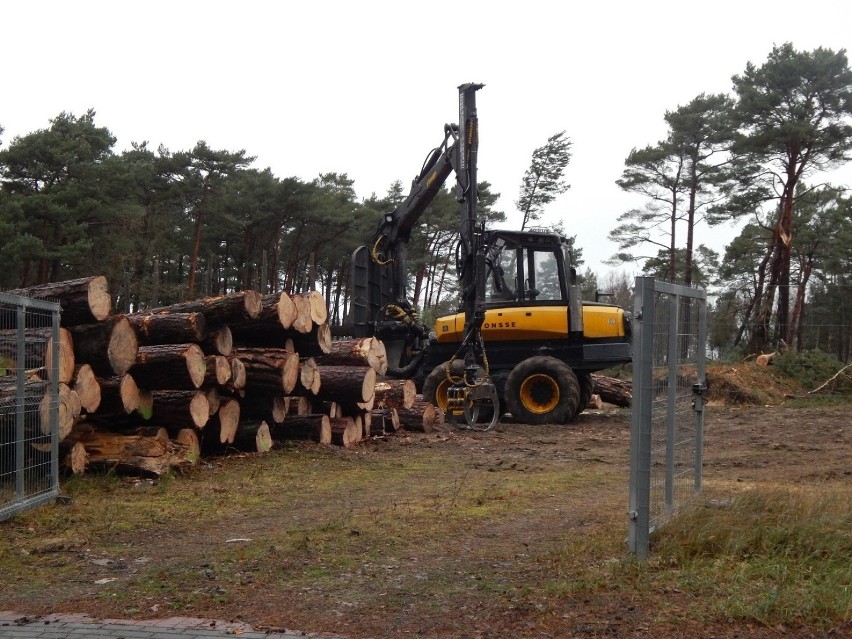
[0,292,61,521]
[628,277,707,559]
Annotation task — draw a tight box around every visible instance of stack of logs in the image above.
[2,275,439,477]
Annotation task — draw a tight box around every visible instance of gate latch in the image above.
[692,382,707,412]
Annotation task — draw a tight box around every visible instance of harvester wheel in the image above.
[505,356,580,424]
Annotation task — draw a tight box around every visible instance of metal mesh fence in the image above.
[629,278,706,559]
[0,292,61,521]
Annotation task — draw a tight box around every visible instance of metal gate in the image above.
[628,277,707,559]
[0,292,61,522]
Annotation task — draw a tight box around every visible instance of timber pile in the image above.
[3,276,435,477]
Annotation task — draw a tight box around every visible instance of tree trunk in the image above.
[330,416,361,448]
[314,365,376,404]
[200,325,233,356]
[96,374,141,418]
[151,390,210,430]
[232,348,300,394]
[590,374,632,407]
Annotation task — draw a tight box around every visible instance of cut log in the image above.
[272,395,290,423]
[39,383,81,441]
[318,337,388,374]
[200,324,233,356]
[370,407,401,434]
[294,357,320,396]
[590,374,632,407]
[290,294,313,334]
[207,398,240,444]
[175,428,201,465]
[129,343,207,390]
[314,365,376,404]
[232,348,299,394]
[587,394,604,410]
[72,364,101,414]
[283,322,333,357]
[269,413,330,444]
[68,315,138,376]
[205,386,221,416]
[287,395,312,416]
[330,416,361,448]
[228,356,247,390]
[64,423,193,476]
[150,290,262,326]
[5,275,111,326]
[204,355,232,386]
[151,390,209,430]
[397,397,443,433]
[46,328,75,384]
[96,374,141,417]
[373,379,416,410]
[302,291,328,326]
[67,441,88,474]
[126,311,207,345]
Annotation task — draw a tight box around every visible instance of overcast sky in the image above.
[3,1,851,275]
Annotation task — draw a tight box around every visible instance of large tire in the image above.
[575,373,594,419]
[505,356,580,425]
[422,360,496,424]
[421,361,458,413]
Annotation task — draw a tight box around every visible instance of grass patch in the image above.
[647,487,851,626]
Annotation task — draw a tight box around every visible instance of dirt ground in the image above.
[1,396,849,638]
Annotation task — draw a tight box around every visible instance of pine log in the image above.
[200,324,233,356]
[205,386,221,416]
[361,410,372,438]
[126,311,207,345]
[228,356,247,390]
[290,294,313,334]
[590,374,632,407]
[293,357,320,396]
[373,379,416,410]
[46,328,75,384]
[370,408,401,434]
[318,337,388,374]
[175,428,201,465]
[587,394,604,410]
[64,423,193,476]
[96,374,141,417]
[72,364,101,414]
[287,396,312,416]
[207,398,240,444]
[5,276,111,326]
[151,390,209,430]
[231,291,297,332]
[330,416,361,448]
[204,355,232,386]
[284,322,333,357]
[129,343,207,390]
[272,395,290,423]
[39,383,81,441]
[232,348,300,394]
[68,315,138,376]
[314,365,376,404]
[150,290,262,326]
[397,398,440,433]
[301,291,328,326]
[67,441,88,474]
[269,413,330,444]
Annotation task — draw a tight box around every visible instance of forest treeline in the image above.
[1,42,850,361]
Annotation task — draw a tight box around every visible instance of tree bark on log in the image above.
[330,416,361,448]
[151,390,209,430]
[268,414,330,444]
[232,348,300,394]
[317,337,387,374]
[284,323,333,357]
[396,401,439,433]
[373,379,416,409]
[5,276,111,326]
[150,290,262,326]
[129,343,207,390]
[69,315,138,376]
[204,355,232,386]
[127,312,207,345]
[314,365,376,404]
[287,396,312,417]
[590,374,632,407]
[369,408,401,434]
[96,374,141,417]
[200,325,233,356]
